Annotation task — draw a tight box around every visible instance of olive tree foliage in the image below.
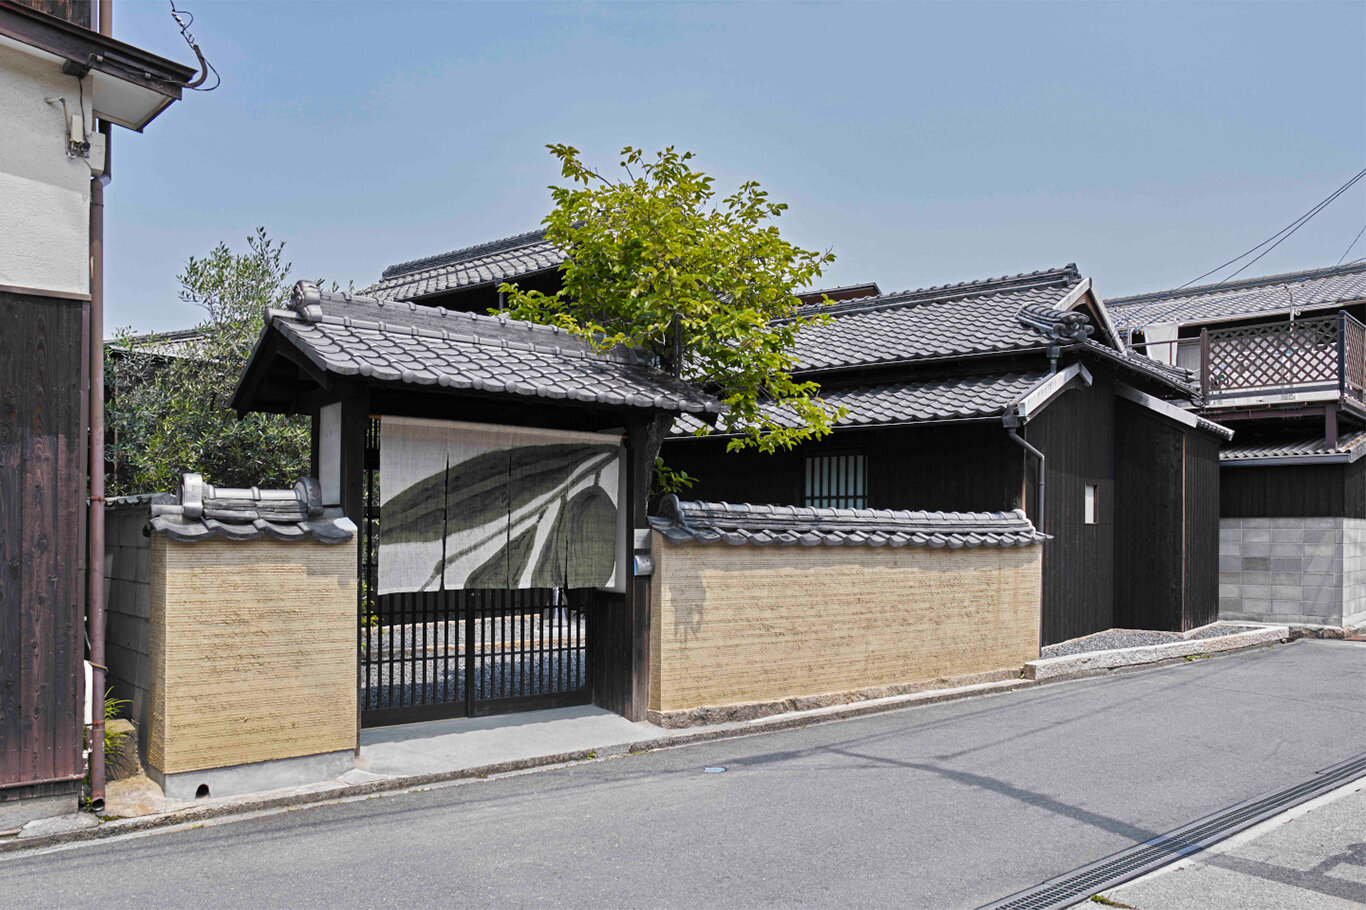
[501,145,845,496]
[105,228,310,496]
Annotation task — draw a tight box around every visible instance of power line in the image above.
[1130,167,1366,329]
[1336,222,1366,267]
[1214,169,1366,284]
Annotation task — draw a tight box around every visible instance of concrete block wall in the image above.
[648,538,1042,715]
[1219,517,1366,628]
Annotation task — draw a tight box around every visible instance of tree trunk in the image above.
[636,412,675,515]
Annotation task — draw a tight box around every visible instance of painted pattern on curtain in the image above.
[379,418,623,594]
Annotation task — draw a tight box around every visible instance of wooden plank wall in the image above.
[1221,463,1352,518]
[0,292,85,796]
[1026,375,1116,645]
[1182,429,1221,630]
[664,423,1022,513]
[1114,402,1184,631]
[1113,401,1221,632]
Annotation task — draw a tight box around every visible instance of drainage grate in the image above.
[980,751,1366,910]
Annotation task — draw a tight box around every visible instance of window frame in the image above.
[802,452,869,510]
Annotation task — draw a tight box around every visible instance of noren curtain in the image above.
[378,417,623,594]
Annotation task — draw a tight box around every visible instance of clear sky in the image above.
[106,1,1365,332]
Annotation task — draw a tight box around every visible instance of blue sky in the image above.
[108,1,1365,332]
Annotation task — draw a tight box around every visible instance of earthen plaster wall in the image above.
[649,539,1042,713]
[147,536,357,775]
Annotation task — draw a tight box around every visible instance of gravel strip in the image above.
[1042,622,1261,659]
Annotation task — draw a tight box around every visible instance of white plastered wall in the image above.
[0,40,92,296]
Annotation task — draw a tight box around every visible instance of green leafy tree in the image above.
[105,228,310,495]
[502,145,844,498]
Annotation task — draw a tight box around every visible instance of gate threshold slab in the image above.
[357,706,659,778]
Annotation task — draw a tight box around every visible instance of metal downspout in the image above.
[1005,404,1043,532]
[1006,423,1045,533]
[88,0,113,812]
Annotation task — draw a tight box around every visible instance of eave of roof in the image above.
[0,1,195,130]
[1220,430,1366,466]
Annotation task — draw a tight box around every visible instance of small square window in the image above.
[1084,484,1098,525]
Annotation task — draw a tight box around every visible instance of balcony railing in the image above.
[1201,312,1366,404]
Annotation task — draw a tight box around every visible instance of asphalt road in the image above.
[5,640,1366,909]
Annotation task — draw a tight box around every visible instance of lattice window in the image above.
[804,454,867,509]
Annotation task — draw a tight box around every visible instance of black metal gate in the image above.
[359,419,592,727]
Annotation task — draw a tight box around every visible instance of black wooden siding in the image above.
[1024,376,1116,645]
[1113,401,1220,632]
[0,292,86,798]
[1183,429,1221,630]
[1221,461,1366,519]
[665,423,1023,513]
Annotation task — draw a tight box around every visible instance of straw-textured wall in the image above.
[147,537,357,775]
[649,539,1042,713]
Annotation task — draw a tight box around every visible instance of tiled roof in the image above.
[1221,430,1366,464]
[674,370,1049,435]
[789,266,1094,371]
[148,474,356,544]
[246,282,722,415]
[367,229,562,301]
[107,327,206,360]
[649,495,1046,548]
[1108,262,1366,331]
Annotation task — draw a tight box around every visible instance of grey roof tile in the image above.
[674,371,1049,435]
[1108,262,1366,330]
[1221,430,1366,463]
[267,282,723,416]
[649,495,1046,548]
[367,229,562,300]
[147,474,356,544]
[789,266,1090,370]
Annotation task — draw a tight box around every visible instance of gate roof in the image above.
[232,281,723,418]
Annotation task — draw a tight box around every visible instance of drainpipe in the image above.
[87,0,113,813]
[1003,410,1045,533]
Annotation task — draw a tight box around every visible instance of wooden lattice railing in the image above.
[1201,312,1366,402]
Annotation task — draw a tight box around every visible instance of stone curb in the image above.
[1024,626,1290,681]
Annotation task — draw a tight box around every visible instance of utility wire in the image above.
[169,1,220,92]
[1130,167,1366,330]
[1336,222,1366,267]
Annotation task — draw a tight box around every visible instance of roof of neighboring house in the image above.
[367,228,562,301]
[649,495,1046,548]
[675,370,1050,435]
[106,327,205,360]
[147,474,356,544]
[1220,430,1366,465]
[1108,262,1366,332]
[233,281,723,417]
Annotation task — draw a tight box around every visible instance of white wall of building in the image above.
[0,40,93,296]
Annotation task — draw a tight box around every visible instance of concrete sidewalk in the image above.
[356,705,659,778]
[1099,777,1366,909]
